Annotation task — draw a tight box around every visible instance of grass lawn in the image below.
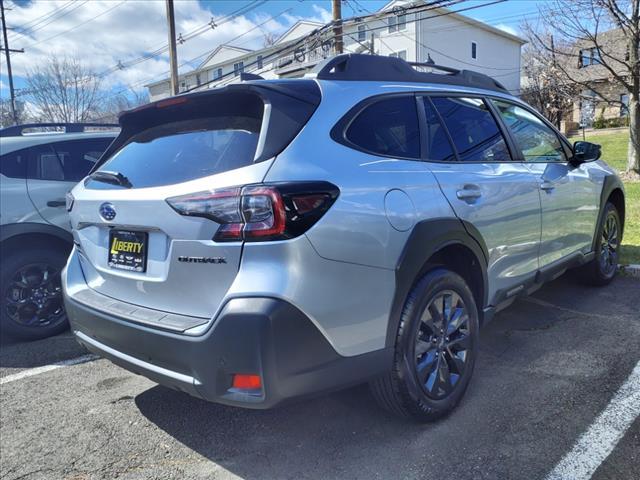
[569,130,639,264]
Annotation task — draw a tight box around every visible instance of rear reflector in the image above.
[166,182,339,242]
[232,374,262,390]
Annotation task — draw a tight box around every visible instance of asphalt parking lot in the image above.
[1,274,638,480]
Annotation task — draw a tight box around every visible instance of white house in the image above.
[146,1,525,101]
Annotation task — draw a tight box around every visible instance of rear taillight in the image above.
[166,182,339,242]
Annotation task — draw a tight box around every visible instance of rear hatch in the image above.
[69,81,320,320]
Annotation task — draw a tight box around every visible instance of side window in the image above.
[491,100,566,163]
[345,96,420,159]
[0,149,28,178]
[431,97,512,162]
[30,138,112,182]
[421,98,456,162]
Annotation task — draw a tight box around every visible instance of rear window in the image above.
[90,117,261,189]
[87,82,321,189]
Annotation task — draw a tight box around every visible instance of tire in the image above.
[578,202,621,286]
[0,245,70,340]
[370,268,479,422]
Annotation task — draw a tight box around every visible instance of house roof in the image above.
[274,20,323,45]
[197,44,253,70]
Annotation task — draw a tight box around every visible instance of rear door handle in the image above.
[456,185,482,202]
[540,181,555,191]
[47,199,66,207]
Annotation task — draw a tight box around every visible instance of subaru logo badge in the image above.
[99,202,116,221]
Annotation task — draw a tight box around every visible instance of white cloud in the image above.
[3,1,327,96]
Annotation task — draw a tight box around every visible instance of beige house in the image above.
[565,28,631,127]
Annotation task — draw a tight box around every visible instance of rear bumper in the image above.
[63,252,392,409]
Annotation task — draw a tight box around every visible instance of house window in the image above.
[397,14,406,30]
[388,13,405,33]
[257,55,263,69]
[471,42,477,59]
[358,24,366,41]
[233,61,244,76]
[579,48,601,68]
[389,50,407,60]
[213,68,222,81]
[621,94,629,117]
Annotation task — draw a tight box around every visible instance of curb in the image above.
[619,264,640,277]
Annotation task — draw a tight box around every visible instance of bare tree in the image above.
[262,31,279,47]
[25,56,104,123]
[524,0,639,173]
[0,98,29,127]
[520,38,578,128]
[96,88,150,123]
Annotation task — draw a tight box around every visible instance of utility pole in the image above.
[0,0,21,125]
[332,0,343,55]
[165,0,179,96]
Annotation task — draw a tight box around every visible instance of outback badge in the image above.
[178,256,227,264]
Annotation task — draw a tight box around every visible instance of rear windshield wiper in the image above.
[89,170,133,189]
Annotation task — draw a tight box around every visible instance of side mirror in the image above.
[571,141,601,165]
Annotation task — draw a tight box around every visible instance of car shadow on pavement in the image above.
[135,383,434,479]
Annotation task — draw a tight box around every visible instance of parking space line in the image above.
[0,354,99,385]
[545,360,640,480]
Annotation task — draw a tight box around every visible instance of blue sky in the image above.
[206,0,545,35]
[1,0,547,104]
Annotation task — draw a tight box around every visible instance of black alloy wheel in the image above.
[370,268,479,422]
[599,210,619,277]
[414,290,471,400]
[5,263,65,329]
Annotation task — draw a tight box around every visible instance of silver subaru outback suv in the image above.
[62,54,625,421]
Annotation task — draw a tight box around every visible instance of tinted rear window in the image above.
[345,96,420,159]
[89,117,261,189]
[87,83,321,189]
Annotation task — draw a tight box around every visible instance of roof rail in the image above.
[0,122,119,137]
[315,54,509,93]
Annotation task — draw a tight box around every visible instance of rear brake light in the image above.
[232,374,262,390]
[166,182,339,242]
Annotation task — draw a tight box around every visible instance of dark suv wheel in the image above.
[370,268,479,422]
[0,245,70,340]
[579,201,621,286]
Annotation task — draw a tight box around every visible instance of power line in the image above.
[8,1,88,41]
[21,1,126,48]
[96,0,266,79]
[88,7,295,107]
[6,0,76,39]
